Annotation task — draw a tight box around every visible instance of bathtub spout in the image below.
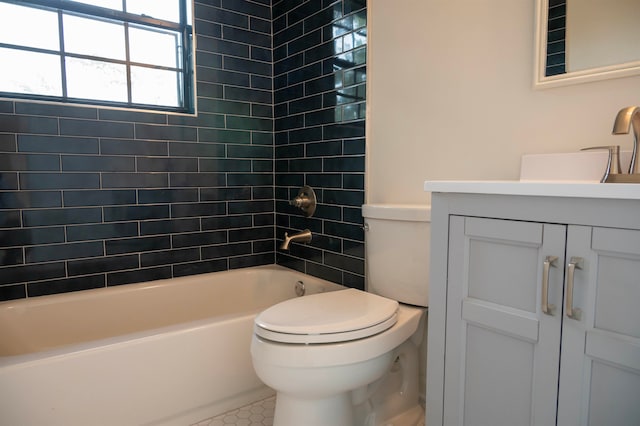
[280,229,312,250]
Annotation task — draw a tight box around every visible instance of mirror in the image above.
[534,0,640,88]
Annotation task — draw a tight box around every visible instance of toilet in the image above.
[250,204,430,426]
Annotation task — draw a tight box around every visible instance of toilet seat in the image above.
[254,288,399,344]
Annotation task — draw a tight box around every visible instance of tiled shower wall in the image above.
[273,0,366,289]
[0,0,274,301]
[0,0,367,301]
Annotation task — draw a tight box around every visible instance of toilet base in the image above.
[381,404,425,426]
[355,339,424,426]
[273,392,354,426]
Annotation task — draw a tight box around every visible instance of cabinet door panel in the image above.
[445,216,565,426]
[591,227,640,339]
[592,255,640,339]
[463,324,535,426]
[558,226,640,426]
[466,218,542,312]
[587,361,640,426]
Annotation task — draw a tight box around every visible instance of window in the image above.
[0,0,194,113]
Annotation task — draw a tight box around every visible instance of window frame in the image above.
[0,0,195,114]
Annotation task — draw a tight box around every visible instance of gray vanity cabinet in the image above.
[426,188,640,426]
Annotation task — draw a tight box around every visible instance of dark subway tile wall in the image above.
[0,0,368,302]
[273,0,367,290]
[0,1,275,301]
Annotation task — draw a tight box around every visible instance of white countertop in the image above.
[424,180,640,200]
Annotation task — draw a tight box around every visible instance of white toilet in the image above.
[251,204,430,426]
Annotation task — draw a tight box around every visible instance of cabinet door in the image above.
[558,226,640,426]
[444,216,566,426]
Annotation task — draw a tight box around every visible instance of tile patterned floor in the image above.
[191,396,275,426]
[190,395,425,426]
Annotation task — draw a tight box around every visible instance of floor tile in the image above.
[191,396,275,426]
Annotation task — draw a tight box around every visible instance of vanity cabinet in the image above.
[425,184,640,426]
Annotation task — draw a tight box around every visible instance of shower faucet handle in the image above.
[289,185,317,217]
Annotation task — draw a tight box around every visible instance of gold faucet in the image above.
[280,229,312,251]
[612,106,640,174]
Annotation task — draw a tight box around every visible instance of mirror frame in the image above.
[534,0,640,89]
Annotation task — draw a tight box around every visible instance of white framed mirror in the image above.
[534,0,640,89]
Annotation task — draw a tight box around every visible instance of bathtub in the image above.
[0,265,344,426]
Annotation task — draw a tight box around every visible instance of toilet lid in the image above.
[254,288,399,344]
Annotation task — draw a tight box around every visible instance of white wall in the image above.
[366,0,640,205]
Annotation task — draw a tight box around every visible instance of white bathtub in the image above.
[0,265,344,426]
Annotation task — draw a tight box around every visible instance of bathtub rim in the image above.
[0,264,346,365]
[0,264,303,310]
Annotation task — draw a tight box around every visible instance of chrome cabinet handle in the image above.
[542,256,558,315]
[566,257,583,320]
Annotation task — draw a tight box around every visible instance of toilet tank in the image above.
[362,204,430,307]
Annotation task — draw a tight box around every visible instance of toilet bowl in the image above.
[251,291,424,426]
[251,204,430,426]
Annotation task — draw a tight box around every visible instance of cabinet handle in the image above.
[542,256,558,315]
[566,257,583,320]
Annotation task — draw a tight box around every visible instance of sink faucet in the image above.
[612,106,640,174]
[280,229,312,251]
